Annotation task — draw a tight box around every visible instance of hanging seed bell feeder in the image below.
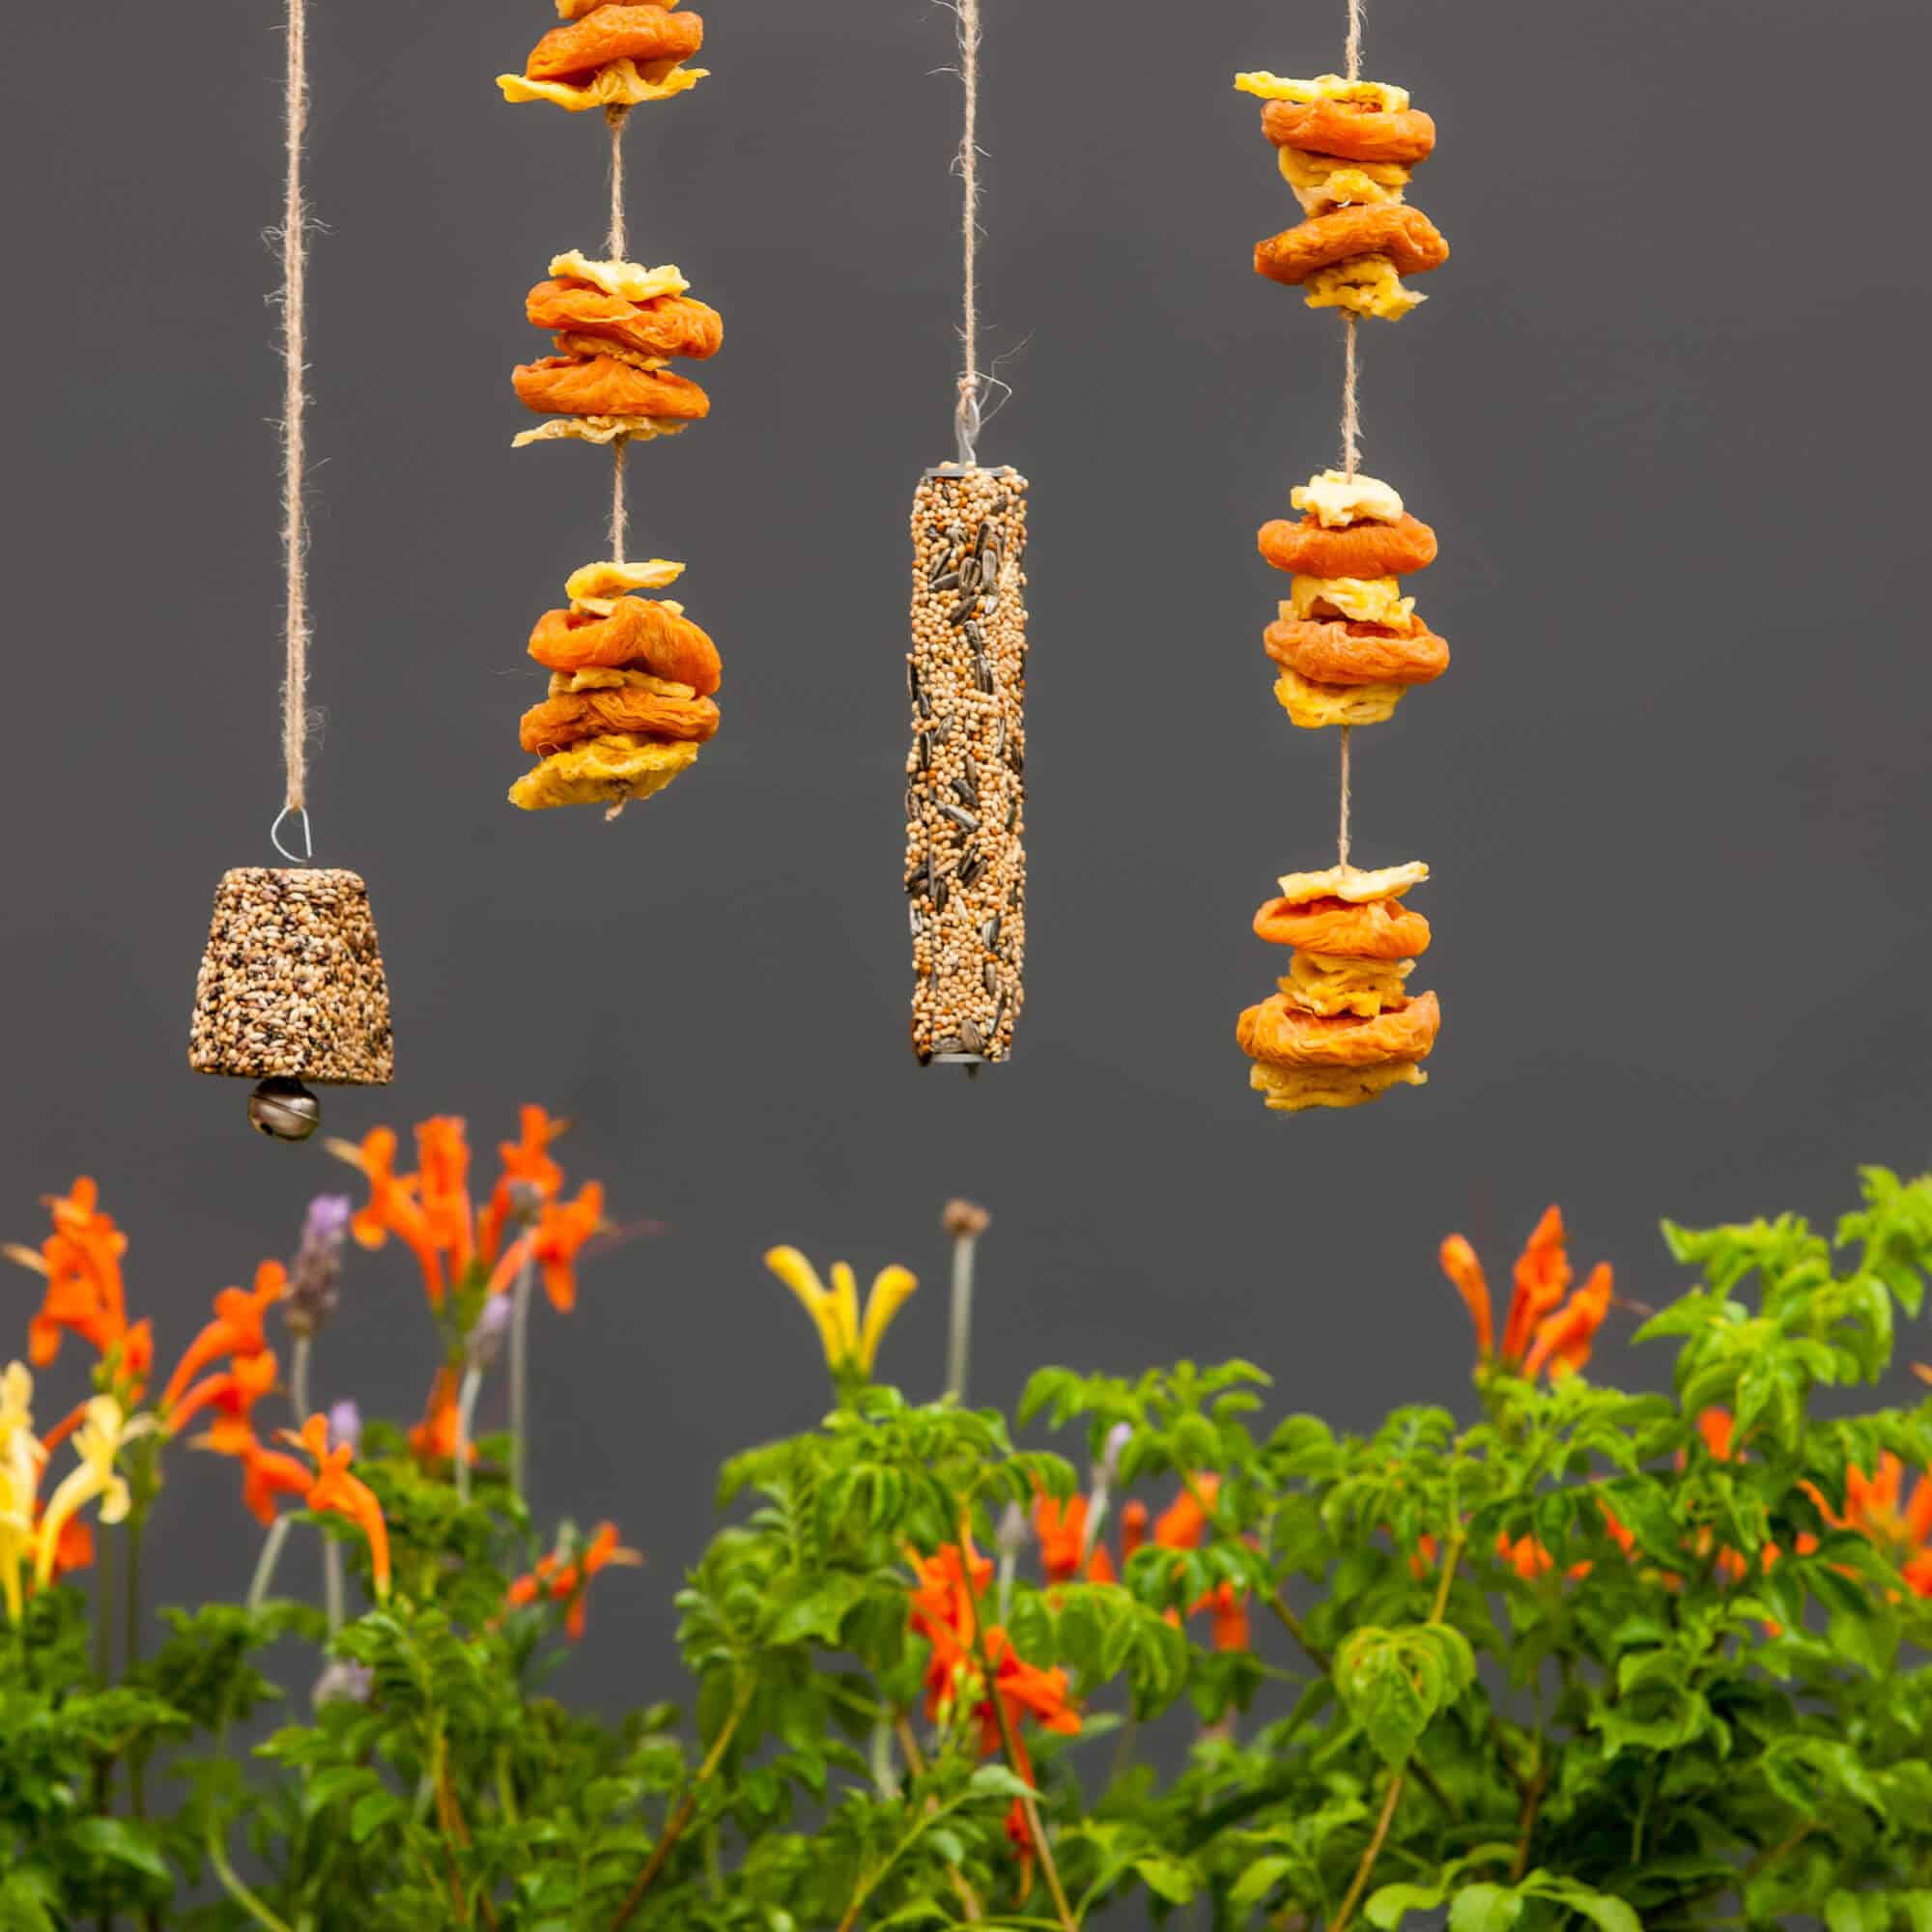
[186,0,395,1141]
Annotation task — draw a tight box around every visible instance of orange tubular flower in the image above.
[906,1540,1079,1868]
[195,1423,317,1526]
[479,1106,570,1261]
[332,1127,447,1305]
[415,1118,475,1282]
[1815,1454,1932,1598]
[506,1521,641,1639]
[164,1348,279,1440]
[14,1179,130,1367]
[156,1263,287,1416]
[1121,1500,1150,1559]
[1437,1236,1492,1360]
[1034,1493,1117,1585]
[1440,1208,1615,1381]
[408,1368,473,1467]
[1522,1262,1614,1382]
[1140,1477,1253,1651]
[282,1414,391,1601]
[530,1182,605,1314]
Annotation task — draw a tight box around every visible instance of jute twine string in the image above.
[952,0,983,466]
[277,0,314,835]
[607,106,631,565]
[1334,0,1366,868]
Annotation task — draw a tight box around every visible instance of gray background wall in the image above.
[1,0,1928,1709]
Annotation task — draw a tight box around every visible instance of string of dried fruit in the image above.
[498,5,721,817]
[1234,5,1447,1115]
[906,469,1029,1066]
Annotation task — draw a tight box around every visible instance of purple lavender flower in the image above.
[284,1193,353,1339]
[312,1659,374,1709]
[327,1399,361,1455]
[468,1293,513,1373]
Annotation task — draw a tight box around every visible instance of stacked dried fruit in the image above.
[1232,55,1451,1113]
[498,1,708,112]
[1238,863,1439,1111]
[498,0,723,814]
[1239,71,1446,321]
[1260,468,1444,727]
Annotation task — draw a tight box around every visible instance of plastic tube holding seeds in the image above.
[907,467,1028,1066]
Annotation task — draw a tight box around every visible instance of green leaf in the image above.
[1132,1854,1197,1904]
[1366,1881,1450,1928]
[1229,1858,1294,1914]
[966,1763,1033,1801]
[69,1817,170,1886]
[1448,1886,1524,1932]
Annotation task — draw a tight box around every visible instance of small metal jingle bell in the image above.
[248,1076,322,1143]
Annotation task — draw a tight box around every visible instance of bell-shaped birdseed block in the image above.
[188,867,395,1087]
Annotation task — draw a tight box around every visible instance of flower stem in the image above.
[455,1367,483,1504]
[609,1680,753,1930]
[509,1242,537,1504]
[945,1231,978,1405]
[960,1548,1076,1932]
[94,1520,115,1683]
[126,1511,148,1817]
[248,1517,293,1614]
[289,1335,312,1427]
[323,1542,344,1634]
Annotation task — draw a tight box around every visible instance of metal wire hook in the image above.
[270,805,313,865]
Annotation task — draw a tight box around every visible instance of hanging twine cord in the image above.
[1334,0,1366,869]
[275,0,314,848]
[606,106,631,565]
[952,0,983,466]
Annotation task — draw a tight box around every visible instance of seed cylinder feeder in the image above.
[906,465,1028,1067]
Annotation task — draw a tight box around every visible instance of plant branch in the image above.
[1328,1773,1404,1932]
[609,1679,753,1929]
[963,1562,1076,1932]
[1328,1536,1464,1932]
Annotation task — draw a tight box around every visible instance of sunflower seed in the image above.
[963,754,981,789]
[932,570,961,592]
[963,619,983,650]
[916,689,931,719]
[950,776,976,807]
[926,550,955,586]
[975,659,995,694]
[905,859,926,895]
[981,912,1001,949]
[958,556,980,593]
[933,1035,962,1056]
[1006,797,1019,831]
[960,1018,983,1055]
[938,803,980,832]
[906,658,920,698]
[917,732,931,772]
[933,876,950,913]
[982,962,998,996]
[982,593,1001,618]
[957,847,981,887]
[909,903,922,938]
[981,542,1002,582]
[904,786,920,820]
[947,596,977,625]
[992,714,1006,758]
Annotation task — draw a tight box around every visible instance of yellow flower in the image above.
[34,1396,155,1591]
[0,1361,44,1623]
[764,1247,918,1379]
